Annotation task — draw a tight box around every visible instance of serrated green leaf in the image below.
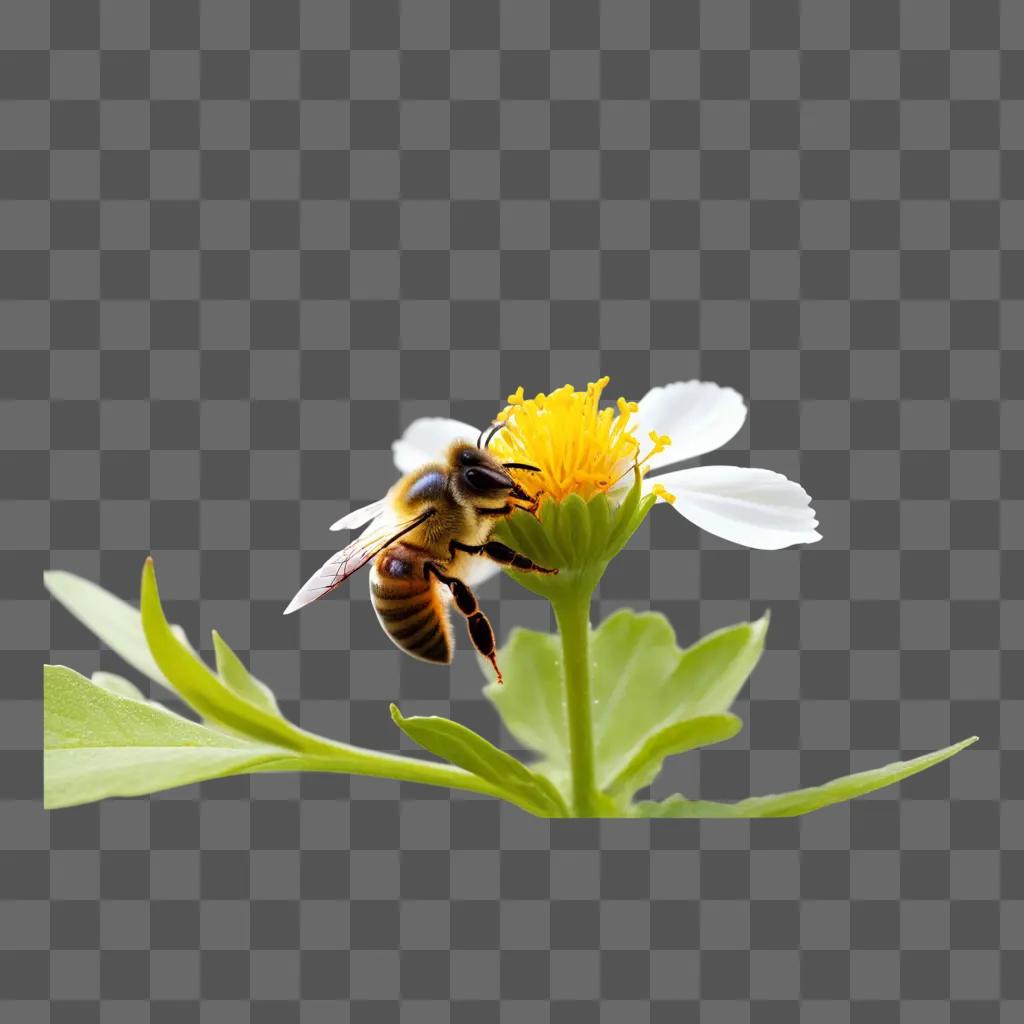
[211,630,280,716]
[665,615,770,720]
[605,713,742,802]
[588,609,681,779]
[44,571,173,690]
[631,737,979,818]
[390,705,568,817]
[590,611,765,790]
[44,665,286,809]
[487,608,768,801]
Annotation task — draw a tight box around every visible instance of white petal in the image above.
[635,381,747,469]
[392,417,479,474]
[463,557,503,587]
[648,465,821,550]
[329,498,388,532]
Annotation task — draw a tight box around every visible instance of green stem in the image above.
[251,751,512,803]
[553,593,597,816]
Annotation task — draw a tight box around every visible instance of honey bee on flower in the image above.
[47,378,979,822]
[285,378,820,681]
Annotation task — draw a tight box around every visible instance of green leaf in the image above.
[44,665,286,809]
[45,560,552,810]
[631,737,979,819]
[604,713,743,802]
[390,704,568,817]
[212,630,280,716]
[46,663,532,810]
[485,626,567,784]
[665,614,770,720]
[45,567,285,722]
[44,571,173,690]
[139,559,319,752]
[488,609,766,800]
[90,671,149,702]
[590,611,765,790]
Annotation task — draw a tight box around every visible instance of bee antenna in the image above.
[476,424,487,448]
[483,421,507,448]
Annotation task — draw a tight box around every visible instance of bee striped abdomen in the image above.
[370,545,452,664]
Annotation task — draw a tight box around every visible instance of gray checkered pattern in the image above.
[2,0,1020,1018]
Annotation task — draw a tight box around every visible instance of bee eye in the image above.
[464,466,509,492]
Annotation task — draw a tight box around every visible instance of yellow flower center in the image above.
[490,377,673,503]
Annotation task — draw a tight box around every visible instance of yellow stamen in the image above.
[651,483,677,505]
[491,377,673,504]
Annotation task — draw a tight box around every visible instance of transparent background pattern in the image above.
[2,0,1021,1019]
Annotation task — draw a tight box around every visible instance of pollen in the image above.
[490,377,672,503]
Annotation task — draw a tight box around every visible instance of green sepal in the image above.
[631,737,979,818]
[494,472,657,601]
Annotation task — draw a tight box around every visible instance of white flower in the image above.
[341,379,821,554]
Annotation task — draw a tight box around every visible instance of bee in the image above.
[283,424,556,683]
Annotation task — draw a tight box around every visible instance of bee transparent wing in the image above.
[328,497,388,532]
[283,510,433,615]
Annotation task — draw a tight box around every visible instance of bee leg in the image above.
[449,539,558,575]
[508,486,544,518]
[424,562,504,684]
[521,490,545,517]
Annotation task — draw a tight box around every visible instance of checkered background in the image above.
[2,0,1021,1018]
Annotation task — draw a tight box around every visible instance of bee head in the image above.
[450,443,517,498]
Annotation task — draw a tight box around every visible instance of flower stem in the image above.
[553,593,597,816]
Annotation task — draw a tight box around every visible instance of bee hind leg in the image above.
[424,562,504,684]
[449,539,558,575]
